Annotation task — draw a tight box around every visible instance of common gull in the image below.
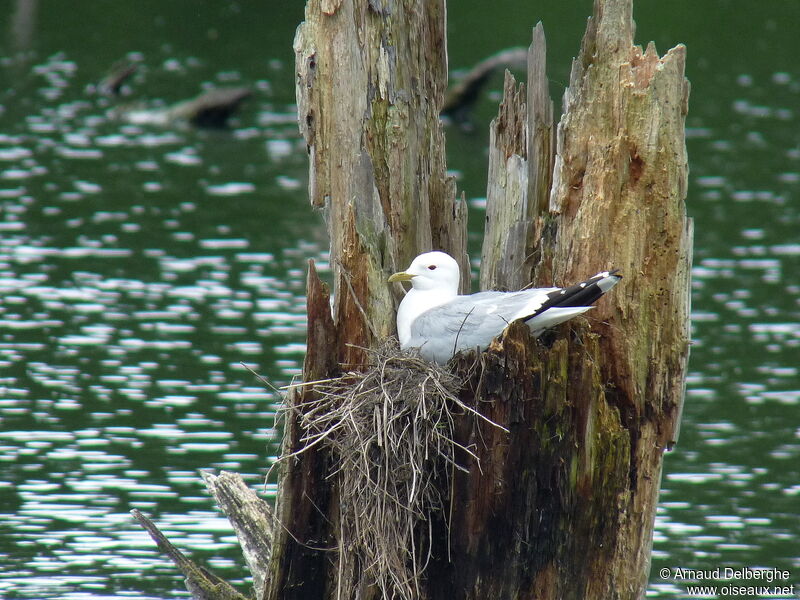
[388,251,621,364]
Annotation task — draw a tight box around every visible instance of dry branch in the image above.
[130,509,250,600]
[201,471,274,600]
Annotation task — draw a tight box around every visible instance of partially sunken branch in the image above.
[130,509,250,600]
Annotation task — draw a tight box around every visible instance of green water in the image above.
[1,2,797,598]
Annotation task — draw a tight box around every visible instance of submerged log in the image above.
[441,46,528,128]
[168,87,253,127]
[116,87,252,128]
[96,61,138,96]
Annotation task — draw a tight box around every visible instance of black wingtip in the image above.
[522,269,621,323]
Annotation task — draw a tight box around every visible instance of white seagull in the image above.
[388,251,621,364]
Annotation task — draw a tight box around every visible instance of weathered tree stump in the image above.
[267,1,467,598]
[277,0,691,597]
[434,0,692,597]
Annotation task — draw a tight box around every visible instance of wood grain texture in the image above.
[201,471,274,600]
[480,24,554,293]
[527,22,554,222]
[294,0,468,369]
[447,0,692,597]
[480,70,533,291]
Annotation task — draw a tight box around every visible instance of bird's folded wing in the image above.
[408,288,559,353]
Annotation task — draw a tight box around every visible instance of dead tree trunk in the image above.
[293,0,468,364]
[133,1,690,599]
[267,1,466,599]
[432,0,691,598]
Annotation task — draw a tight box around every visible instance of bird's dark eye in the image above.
[428,265,437,270]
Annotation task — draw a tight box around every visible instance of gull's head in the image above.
[388,251,460,294]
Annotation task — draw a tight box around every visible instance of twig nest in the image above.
[283,339,502,600]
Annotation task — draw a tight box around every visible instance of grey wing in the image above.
[407,289,557,362]
[467,288,559,322]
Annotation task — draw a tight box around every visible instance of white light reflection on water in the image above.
[0,25,318,596]
[648,59,800,593]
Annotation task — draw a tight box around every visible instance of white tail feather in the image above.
[527,306,593,337]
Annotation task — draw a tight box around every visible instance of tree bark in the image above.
[293,0,468,372]
[480,23,552,292]
[480,70,532,291]
[435,0,691,598]
[266,1,467,598]
[280,0,691,597]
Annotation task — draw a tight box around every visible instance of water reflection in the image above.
[1,7,315,594]
[646,57,800,594]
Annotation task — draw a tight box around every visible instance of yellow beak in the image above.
[388,271,415,283]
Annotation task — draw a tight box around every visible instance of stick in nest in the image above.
[278,340,506,600]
